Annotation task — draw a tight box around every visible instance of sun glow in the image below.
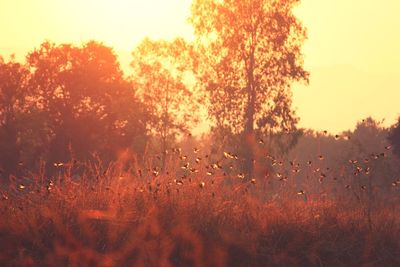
[1,0,399,133]
[0,0,193,66]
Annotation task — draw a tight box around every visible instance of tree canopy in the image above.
[0,57,30,175]
[190,0,308,135]
[190,0,309,174]
[130,38,199,158]
[26,41,148,165]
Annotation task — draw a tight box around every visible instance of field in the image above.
[1,150,399,267]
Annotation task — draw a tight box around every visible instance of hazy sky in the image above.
[1,0,399,133]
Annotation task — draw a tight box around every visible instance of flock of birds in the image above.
[122,133,400,198]
[2,131,400,201]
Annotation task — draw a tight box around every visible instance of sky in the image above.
[1,0,399,134]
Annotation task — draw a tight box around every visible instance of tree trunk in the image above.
[244,51,256,179]
[161,132,167,173]
[161,79,170,173]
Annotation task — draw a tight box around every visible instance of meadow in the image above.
[1,139,399,267]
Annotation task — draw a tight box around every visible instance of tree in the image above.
[346,117,395,228]
[388,117,400,158]
[190,0,309,176]
[27,41,148,166]
[347,118,393,192]
[130,38,199,169]
[0,56,30,177]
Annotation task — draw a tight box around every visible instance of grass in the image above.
[0,157,399,267]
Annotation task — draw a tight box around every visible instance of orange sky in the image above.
[1,0,399,134]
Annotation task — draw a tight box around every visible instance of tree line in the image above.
[1,0,399,179]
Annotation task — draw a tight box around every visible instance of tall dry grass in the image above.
[0,155,399,267]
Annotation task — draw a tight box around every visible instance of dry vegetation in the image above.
[1,151,399,267]
[1,1,400,266]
